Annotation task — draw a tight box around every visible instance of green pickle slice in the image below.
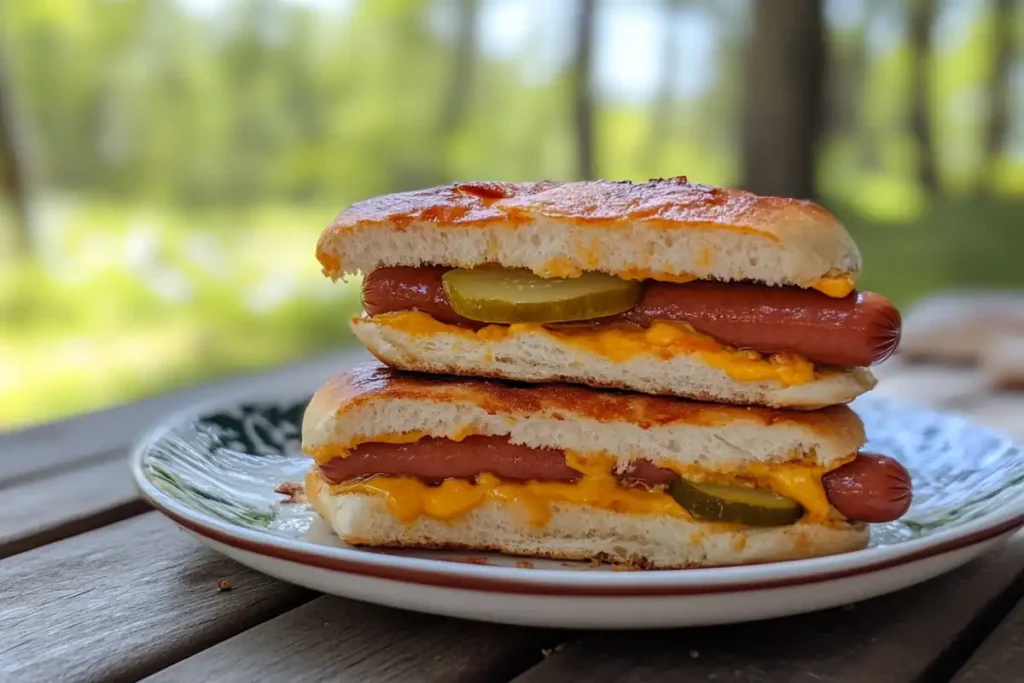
[442,267,643,324]
[668,478,804,527]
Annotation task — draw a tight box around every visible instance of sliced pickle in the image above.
[668,478,804,527]
[442,267,642,324]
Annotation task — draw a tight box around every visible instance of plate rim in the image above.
[130,391,1024,597]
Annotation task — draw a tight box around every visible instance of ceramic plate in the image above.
[131,392,1024,629]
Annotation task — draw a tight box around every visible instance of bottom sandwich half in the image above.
[306,471,868,569]
[300,362,909,569]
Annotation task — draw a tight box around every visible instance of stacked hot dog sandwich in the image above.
[302,178,912,568]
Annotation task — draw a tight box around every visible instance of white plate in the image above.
[131,392,1024,629]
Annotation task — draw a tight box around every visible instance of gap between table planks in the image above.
[3,511,1022,683]
[0,513,564,683]
[954,577,1024,682]
[0,514,313,683]
[144,597,566,683]
[0,348,369,559]
[508,532,1024,683]
[0,451,148,559]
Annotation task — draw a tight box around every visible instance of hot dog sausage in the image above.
[619,281,901,367]
[822,453,912,523]
[625,452,912,523]
[320,435,579,485]
[320,436,912,524]
[362,266,480,327]
[361,267,901,367]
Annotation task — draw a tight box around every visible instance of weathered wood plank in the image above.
[0,452,148,559]
[0,512,313,683]
[0,348,367,486]
[145,596,565,683]
[953,588,1024,681]
[511,533,1024,683]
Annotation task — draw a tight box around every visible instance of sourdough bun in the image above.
[302,361,866,471]
[306,470,869,569]
[352,315,875,409]
[316,178,861,288]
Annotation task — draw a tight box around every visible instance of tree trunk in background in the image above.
[856,0,885,172]
[980,0,1013,193]
[0,50,32,256]
[741,0,824,199]
[572,0,596,180]
[908,0,939,194]
[644,0,683,175]
[824,9,866,142]
[438,0,479,136]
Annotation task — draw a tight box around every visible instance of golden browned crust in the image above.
[306,360,865,442]
[316,178,846,278]
[338,537,676,570]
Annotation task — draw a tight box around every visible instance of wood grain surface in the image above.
[0,349,366,487]
[145,596,566,683]
[510,534,1024,683]
[953,580,1024,682]
[1,344,1022,683]
[0,513,313,683]
[0,453,148,559]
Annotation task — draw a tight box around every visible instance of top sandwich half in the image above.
[317,177,861,292]
[317,178,901,409]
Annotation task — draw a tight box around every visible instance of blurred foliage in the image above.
[0,0,1022,429]
[0,201,360,427]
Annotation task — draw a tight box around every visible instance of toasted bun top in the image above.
[302,362,866,468]
[316,178,862,290]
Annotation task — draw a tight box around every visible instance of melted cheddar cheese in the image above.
[616,268,697,284]
[323,451,844,526]
[811,274,855,298]
[371,311,817,387]
[529,260,856,298]
[536,257,583,278]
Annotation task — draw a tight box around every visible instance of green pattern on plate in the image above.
[140,395,1024,546]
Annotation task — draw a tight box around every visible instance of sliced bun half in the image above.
[307,470,869,569]
[317,179,862,289]
[351,315,876,410]
[302,361,866,472]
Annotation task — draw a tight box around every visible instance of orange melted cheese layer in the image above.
[323,452,842,526]
[370,310,817,387]
[535,258,855,298]
[811,274,855,298]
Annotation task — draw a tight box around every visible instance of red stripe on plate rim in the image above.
[140,489,1024,597]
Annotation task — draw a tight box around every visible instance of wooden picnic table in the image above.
[2,348,1023,683]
